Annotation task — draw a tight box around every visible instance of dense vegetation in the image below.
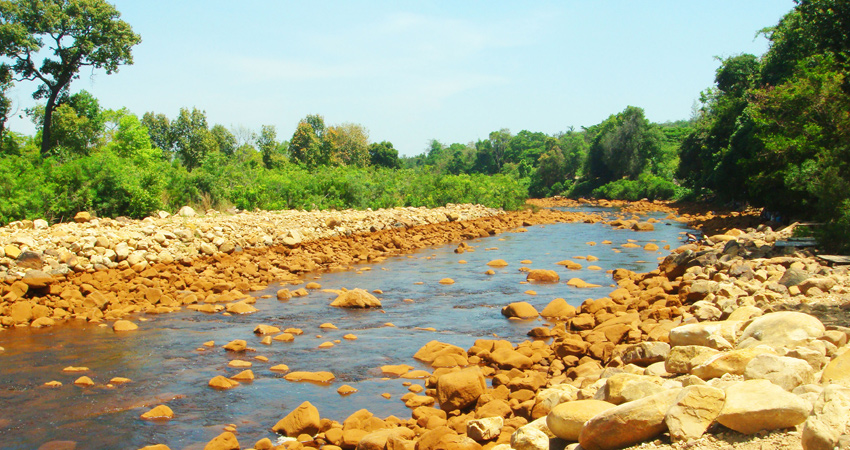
[0,0,847,251]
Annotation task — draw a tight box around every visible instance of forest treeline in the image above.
[0,0,847,251]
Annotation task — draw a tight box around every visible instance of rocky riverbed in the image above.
[1,200,849,450]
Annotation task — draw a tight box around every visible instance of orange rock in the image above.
[223,340,247,352]
[330,289,382,308]
[227,360,252,368]
[270,364,290,372]
[527,269,560,283]
[44,381,62,388]
[62,366,89,373]
[230,370,254,382]
[487,259,509,267]
[113,320,138,332]
[203,431,239,450]
[140,405,174,420]
[439,278,455,285]
[74,376,95,387]
[273,333,295,342]
[272,401,321,437]
[318,341,334,349]
[381,364,413,377]
[484,270,495,275]
[501,302,539,319]
[208,376,239,390]
[284,371,335,383]
[305,282,322,289]
[567,278,601,288]
[109,377,132,384]
[556,260,583,270]
[319,323,338,329]
[338,385,358,395]
[343,334,358,340]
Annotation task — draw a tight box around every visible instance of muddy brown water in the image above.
[0,208,694,449]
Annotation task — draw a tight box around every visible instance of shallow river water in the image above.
[0,208,694,449]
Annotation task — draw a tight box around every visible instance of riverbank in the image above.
[2,200,849,450]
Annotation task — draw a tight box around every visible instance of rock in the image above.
[330,289,382,308]
[283,371,335,383]
[822,350,850,385]
[632,222,654,231]
[272,401,320,437]
[436,367,486,412]
[254,324,281,335]
[208,376,239,390]
[357,428,415,450]
[487,259,509,267]
[74,376,95,387]
[779,267,809,287]
[230,370,254,381]
[579,389,679,450]
[413,340,468,367]
[4,244,21,259]
[692,346,776,380]
[176,206,196,217]
[799,278,837,295]
[726,306,763,322]
[276,289,292,300]
[547,399,616,441]
[665,345,720,374]
[556,260,582,270]
[138,445,171,450]
[337,385,358,395]
[598,373,666,405]
[74,211,92,223]
[664,385,725,442]
[802,384,850,450]
[540,298,575,319]
[113,320,138,332]
[737,311,825,350]
[621,342,670,367]
[22,270,53,289]
[281,229,302,246]
[501,302,539,319]
[16,251,43,269]
[223,340,247,352]
[566,278,600,288]
[226,301,258,314]
[203,431,239,450]
[526,269,560,283]
[511,425,549,450]
[439,278,455,284]
[140,405,174,420]
[467,416,503,441]
[716,379,810,434]
[30,317,55,328]
[669,321,743,350]
[744,353,815,391]
[10,301,33,325]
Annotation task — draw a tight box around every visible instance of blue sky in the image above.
[6,1,795,156]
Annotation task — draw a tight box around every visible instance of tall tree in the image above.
[257,124,281,169]
[171,107,216,170]
[289,121,321,166]
[368,141,400,169]
[325,122,369,167]
[0,0,141,156]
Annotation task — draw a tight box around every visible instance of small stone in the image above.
[74,376,95,387]
[113,320,138,332]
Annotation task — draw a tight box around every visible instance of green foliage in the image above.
[590,173,681,201]
[585,106,664,184]
[368,141,401,169]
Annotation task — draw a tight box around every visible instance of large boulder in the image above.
[716,379,810,434]
[413,341,468,367]
[272,401,320,437]
[511,425,549,450]
[744,353,815,391]
[621,342,670,367]
[547,399,616,441]
[466,416,503,442]
[596,373,667,405]
[802,385,850,450]
[822,350,850,385]
[436,367,486,412]
[203,432,239,450]
[540,298,576,319]
[330,289,382,308]
[736,311,825,350]
[501,302,539,319]
[665,345,720,374]
[579,389,680,450]
[664,385,725,442]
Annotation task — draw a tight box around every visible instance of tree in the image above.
[211,124,236,157]
[368,141,400,168]
[257,124,283,169]
[325,122,369,167]
[171,107,216,170]
[289,121,321,166]
[0,0,141,156]
[0,62,12,138]
[586,106,662,184]
[141,112,173,152]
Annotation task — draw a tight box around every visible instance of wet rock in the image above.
[566,278,600,288]
[632,222,654,231]
[579,389,679,450]
[736,311,825,350]
[330,289,382,308]
[717,379,809,434]
[436,367,486,412]
[138,445,171,450]
[203,431,239,450]
[556,260,582,270]
[272,401,320,437]
[284,371,335,383]
[414,341,468,367]
[547,399,616,441]
[439,278,455,285]
[276,289,292,300]
[337,385,358,395]
[225,301,258,314]
[501,302,539,319]
[140,405,174,420]
[208,376,239,390]
[526,269,560,283]
[30,317,55,328]
[253,324,281,335]
[10,301,33,325]
[487,259,509,267]
[113,320,138,332]
[540,298,575,319]
[223,340,247,352]
[74,376,95,387]
[664,385,725,442]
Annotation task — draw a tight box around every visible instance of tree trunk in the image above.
[40,89,61,157]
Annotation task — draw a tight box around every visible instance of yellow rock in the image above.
[556,260,582,270]
[439,278,455,285]
[284,371,335,383]
[343,334,358,340]
[112,320,138,332]
[487,259,509,267]
[208,376,239,390]
[319,323,338,329]
[230,370,255,382]
[318,341,334,349]
[44,381,62,388]
[62,366,89,373]
[337,385,358,395]
[74,376,95,387]
[227,359,252,368]
[110,377,132,384]
[567,278,601,288]
[270,364,290,372]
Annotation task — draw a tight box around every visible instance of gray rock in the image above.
[779,267,809,287]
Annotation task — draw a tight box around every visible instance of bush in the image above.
[590,173,680,201]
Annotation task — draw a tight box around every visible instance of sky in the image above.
[5,1,796,157]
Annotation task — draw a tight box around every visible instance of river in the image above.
[0,208,693,449]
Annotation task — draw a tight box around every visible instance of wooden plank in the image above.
[818,255,850,266]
